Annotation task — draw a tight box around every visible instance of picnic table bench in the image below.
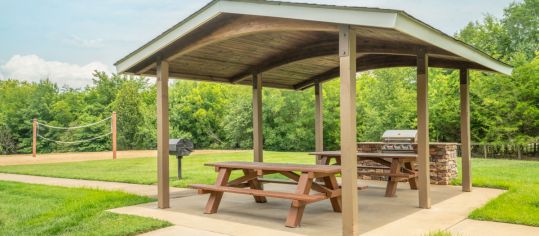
[309,151,418,197]
[190,161,343,227]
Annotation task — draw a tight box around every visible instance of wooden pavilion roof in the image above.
[115,0,512,90]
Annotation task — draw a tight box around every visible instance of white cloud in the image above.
[0,54,110,88]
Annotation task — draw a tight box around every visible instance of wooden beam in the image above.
[460,68,472,192]
[339,25,359,236]
[296,55,491,90]
[141,72,295,90]
[295,55,414,90]
[136,62,156,75]
[156,59,170,209]
[314,82,324,164]
[252,73,263,162]
[168,72,231,83]
[416,48,431,209]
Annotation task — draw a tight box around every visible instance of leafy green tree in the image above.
[457,0,538,63]
[222,90,252,149]
[112,80,144,150]
[0,125,16,154]
[502,0,539,61]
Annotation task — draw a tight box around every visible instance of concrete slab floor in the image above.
[110,180,505,236]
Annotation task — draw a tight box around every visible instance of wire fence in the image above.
[37,116,111,130]
[36,116,113,144]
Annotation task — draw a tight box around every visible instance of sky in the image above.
[0,0,519,88]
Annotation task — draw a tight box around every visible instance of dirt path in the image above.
[0,149,247,166]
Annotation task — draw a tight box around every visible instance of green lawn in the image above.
[0,151,312,188]
[0,181,170,236]
[1,152,538,227]
[452,158,539,227]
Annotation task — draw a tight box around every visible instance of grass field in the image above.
[1,152,538,227]
[0,181,170,235]
[0,151,312,188]
[451,158,539,227]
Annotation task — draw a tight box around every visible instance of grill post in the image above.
[176,155,183,179]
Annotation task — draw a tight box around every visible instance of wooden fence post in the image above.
[32,118,37,158]
[112,112,117,160]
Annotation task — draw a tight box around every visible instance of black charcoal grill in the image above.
[381,130,417,153]
[169,139,194,179]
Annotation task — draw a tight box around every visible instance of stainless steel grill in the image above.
[381,130,417,153]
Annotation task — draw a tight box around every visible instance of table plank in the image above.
[205,162,342,174]
[309,151,417,159]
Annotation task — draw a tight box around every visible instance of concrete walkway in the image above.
[140,226,228,236]
[0,173,195,198]
[448,219,539,236]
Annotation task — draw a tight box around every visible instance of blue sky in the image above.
[0,0,518,87]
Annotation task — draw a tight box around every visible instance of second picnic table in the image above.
[309,151,419,197]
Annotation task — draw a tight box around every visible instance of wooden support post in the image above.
[252,73,263,162]
[416,48,431,209]
[32,118,37,158]
[314,82,324,164]
[156,59,170,209]
[339,25,359,236]
[112,111,117,160]
[460,69,472,192]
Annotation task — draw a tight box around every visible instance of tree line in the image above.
[0,0,537,154]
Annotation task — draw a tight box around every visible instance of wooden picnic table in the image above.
[190,161,343,228]
[309,151,418,197]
